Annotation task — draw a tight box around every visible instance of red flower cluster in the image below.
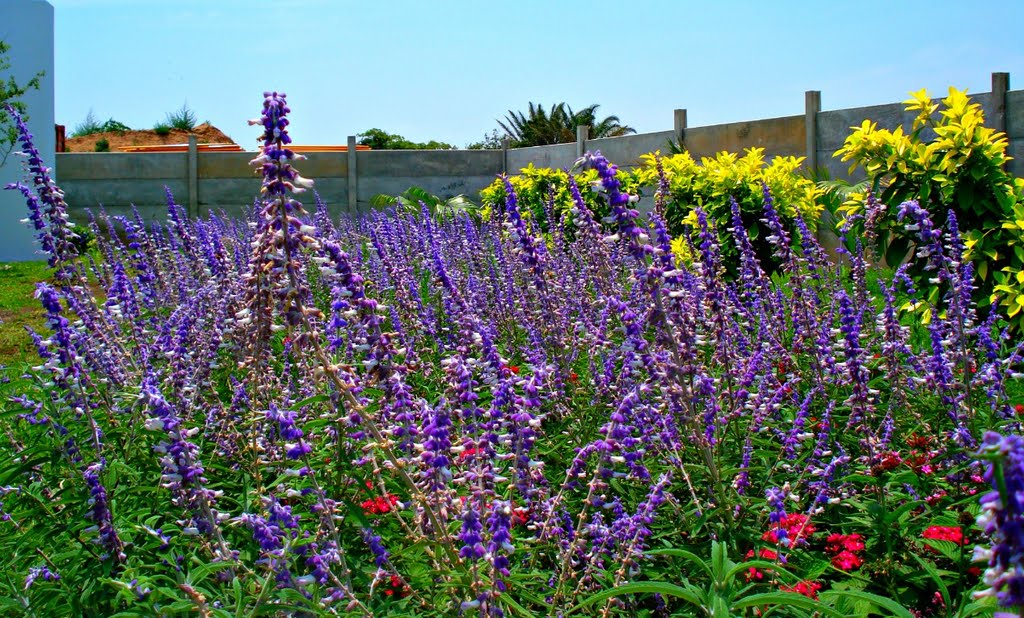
[762,513,815,546]
[362,493,400,515]
[360,480,400,516]
[824,533,864,571]
[921,525,966,550]
[871,451,903,475]
[382,574,407,598]
[1015,403,1024,415]
[744,548,779,581]
[780,580,822,600]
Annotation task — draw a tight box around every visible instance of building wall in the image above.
[0,0,54,262]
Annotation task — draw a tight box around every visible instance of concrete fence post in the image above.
[576,125,589,159]
[502,138,510,175]
[187,134,198,218]
[992,72,1010,135]
[347,136,358,214]
[805,91,821,173]
[673,109,687,146]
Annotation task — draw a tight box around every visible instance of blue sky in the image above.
[49,0,1024,149]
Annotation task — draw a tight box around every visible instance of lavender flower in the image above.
[24,566,60,591]
[975,432,1024,607]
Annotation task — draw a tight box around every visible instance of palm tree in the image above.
[497,102,635,147]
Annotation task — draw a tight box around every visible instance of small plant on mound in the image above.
[165,101,197,131]
[93,137,109,152]
[152,122,172,136]
[71,110,131,137]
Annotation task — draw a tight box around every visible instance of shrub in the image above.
[70,109,103,137]
[152,122,172,136]
[634,148,822,272]
[93,137,109,152]
[480,162,631,232]
[165,101,197,131]
[835,88,1024,330]
[71,110,131,137]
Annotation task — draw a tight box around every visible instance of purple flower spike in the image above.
[974,432,1024,607]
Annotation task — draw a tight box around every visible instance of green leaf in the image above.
[732,592,845,618]
[820,589,916,618]
[907,553,950,610]
[885,236,911,270]
[646,548,713,579]
[567,581,703,615]
[291,394,330,409]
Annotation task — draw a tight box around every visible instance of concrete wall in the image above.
[51,74,1022,225]
[55,148,505,223]
[0,0,54,262]
[814,90,1023,180]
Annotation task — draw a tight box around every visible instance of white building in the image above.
[0,0,54,262]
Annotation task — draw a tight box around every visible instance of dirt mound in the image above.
[64,122,238,152]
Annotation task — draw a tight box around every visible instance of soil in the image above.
[64,122,238,152]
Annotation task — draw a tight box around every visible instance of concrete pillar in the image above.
[501,137,510,175]
[0,0,55,261]
[347,135,357,214]
[805,90,821,173]
[673,109,687,146]
[187,134,198,218]
[992,72,1009,135]
[576,125,589,158]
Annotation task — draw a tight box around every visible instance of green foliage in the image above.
[0,40,44,156]
[632,148,822,271]
[0,261,50,371]
[357,128,454,150]
[99,119,130,134]
[497,102,635,147]
[369,186,480,219]
[71,111,131,137]
[466,128,504,150]
[835,87,1024,331]
[480,163,623,231]
[71,110,103,137]
[94,138,110,152]
[165,101,197,131]
[152,123,172,136]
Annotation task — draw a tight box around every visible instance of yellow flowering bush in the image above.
[835,87,1024,331]
[631,148,822,273]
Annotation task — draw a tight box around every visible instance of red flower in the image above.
[511,505,529,526]
[382,574,407,598]
[508,365,520,374]
[871,451,903,475]
[907,434,931,449]
[922,525,966,548]
[780,580,822,600]
[459,447,479,461]
[568,371,579,383]
[1015,404,1024,415]
[361,493,400,516]
[825,533,864,555]
[762,513,815,546]
[831,550,863,571]
[744,548,778,581]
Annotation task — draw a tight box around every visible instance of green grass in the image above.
[0,261,50,371]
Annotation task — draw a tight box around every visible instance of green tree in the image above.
[466,128,503,150]
[357,128,454,150]
[0,40,44,158]
[496,102,634,147]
